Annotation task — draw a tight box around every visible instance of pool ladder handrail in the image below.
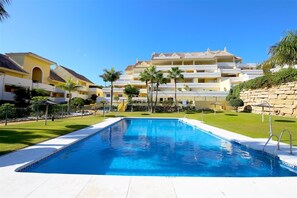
[277,129,293,155]
[263,134,280,154]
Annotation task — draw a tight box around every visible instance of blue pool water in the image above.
[20,118,297,177]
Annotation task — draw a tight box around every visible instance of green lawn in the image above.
[0,115,105,155]
[0,111,296,156]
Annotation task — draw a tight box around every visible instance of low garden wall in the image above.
[239,81,297,118]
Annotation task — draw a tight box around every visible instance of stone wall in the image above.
[239,81,297,118]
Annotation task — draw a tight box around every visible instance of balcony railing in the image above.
[155,64,218,71]
[183,72,221,78]
[159,83,219,89]
[217,62,236,68]
[155,90,228,97]
[241,70,263,75]
[113,80,145,86]
[32,83,55,92]
[221,69,241,74]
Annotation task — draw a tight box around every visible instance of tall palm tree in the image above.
[139,69,151,111]
[100,67,122,111]
[154,71,168,112]
[168,67,184,109]
[268,30,297,67]
[0,0,10,22]
[147,66,158,113]
[58,78,81,114]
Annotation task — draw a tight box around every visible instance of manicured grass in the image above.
[0,115,105,155]
[0,111,296,156]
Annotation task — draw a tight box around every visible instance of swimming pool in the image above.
[19,118,297,177]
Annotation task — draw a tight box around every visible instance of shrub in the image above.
[0,103,16,119]
[226,68,297,100]
[229,98,244,112]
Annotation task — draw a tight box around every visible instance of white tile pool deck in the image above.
[0,117,296,198]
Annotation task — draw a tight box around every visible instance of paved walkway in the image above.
[1,118,297,198]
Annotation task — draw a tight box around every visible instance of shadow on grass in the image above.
[65,125,89,129]
[225,114,238,116]
[274,120,296,123]
[141,113,151,115]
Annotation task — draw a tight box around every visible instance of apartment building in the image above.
[102,48,263,108]
[0,52,102,104]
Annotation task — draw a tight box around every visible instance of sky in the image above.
[0,0,296,85]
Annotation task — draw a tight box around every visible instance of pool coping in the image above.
[1,117,297,197]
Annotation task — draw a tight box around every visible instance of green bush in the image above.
[0,103,16,119]
[226,68,297,100]
[229,98,244,112]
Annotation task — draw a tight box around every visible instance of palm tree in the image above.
[154,72,168,112]
[139,69,151,111]
[100,67,122,111]
[147,66,158,113]
[58,78,81,114]
[168,67,184,109]
[268,30,297,67]
[0,0,10,22]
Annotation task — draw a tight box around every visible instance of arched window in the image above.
[32,67,42,83]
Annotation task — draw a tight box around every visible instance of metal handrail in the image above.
[277,129,293,155]
[263,134,279,154]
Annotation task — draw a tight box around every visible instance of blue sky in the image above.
[1,0,296,85]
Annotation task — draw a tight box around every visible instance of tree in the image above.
[229,98,244,112]
[124,84,140,105]
[154,72,168,112]
[139,69,151,111]
[13,86,31,107]
[147,66,158,113]
[71,97,85,112]
[0,0,10,22]
[167,67,184,109]
[58,78,81,114]
[100,67,122,111]
[268,30,297,67]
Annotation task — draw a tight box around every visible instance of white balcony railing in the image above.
[102,87,123,93]
[221,69,241,74]
[159,83,219,89]
[113,80,145,86]
[32,83,55,92]
[155,64,218,71]
[241,70,263,75]
[77,86,88,92]
[217,62,236,68]
[183,72,221,78]
[156,90,228,97]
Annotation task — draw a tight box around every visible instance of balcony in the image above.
[102,87,123,93]
[4,75,32,88]
[49,97,65,103]
[221,69,241,74]
[241,70,263,75]
[183,72,221,78]
[156,90,228,97]
[113,80,145,86]
[77,86,88,92]
[217,62,236,68]
[32,83,56,92]
[159,83,219,89]
[119,75,133,80]
[155,65,218,71]
[237,63,257,68]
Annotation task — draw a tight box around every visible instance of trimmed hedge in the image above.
[227,68,297,100]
